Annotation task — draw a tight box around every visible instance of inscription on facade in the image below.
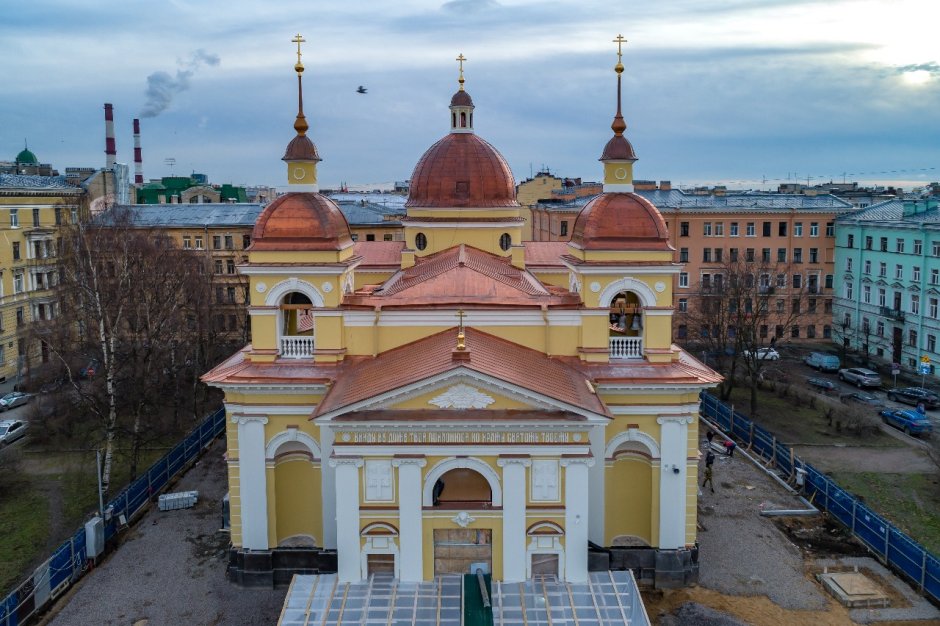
[336,431,577,445]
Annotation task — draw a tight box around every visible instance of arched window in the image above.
[460,112,467,127]
[499,233,511,251]
[280,292,314,358]
[415,232,428,251]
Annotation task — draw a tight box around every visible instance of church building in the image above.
[203,36,720,588]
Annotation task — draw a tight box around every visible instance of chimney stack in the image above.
[133,118,144,185]
[104,103,116,168]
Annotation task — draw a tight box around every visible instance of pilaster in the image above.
[234,414,269,550]
[393,456,427,582]
[330,456,363,582]
[657,415,694,549]
[561,456,594,582]
[497,456,531,583]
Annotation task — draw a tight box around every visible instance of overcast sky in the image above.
[2,0,938,191]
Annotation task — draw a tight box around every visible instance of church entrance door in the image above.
[433,529,492,575]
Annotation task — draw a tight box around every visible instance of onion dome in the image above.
[251,192,352,251]
[15,148,38,164]
[569,192,671,251]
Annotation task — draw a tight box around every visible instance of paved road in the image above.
[43,437,287,626]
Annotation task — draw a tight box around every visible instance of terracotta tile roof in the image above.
[584,348,723,386]
[314,327,608,417]
[345,244,581,307]
[401,216,525,223]
[522,242,568,267]
[354,241,406,266]
[201,346,339,386]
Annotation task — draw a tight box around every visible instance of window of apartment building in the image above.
[679,272,689,287]
[931,297,939,318]
[227,287,236,303]
[14,272,24,294]
[808,275,819,293]
[879,262,887,277]
[793,248,802,263]
[215,315,225,331]
[846,257,853,271]
[895,264,903,279]
[214,260,223,274]
[55,207,62,226]
[807,324,816,338]
[32,208,40,227]
[182,236,192,249]
[715,248,723,263]
[932,269,939,285]
[224,235,234,250]
[896,238,905,253]
[863,260,871,274]
[703,222,712,236]
[915,240,923,255]
[243,234,251,249]
[823,324,832,338]
[911,294,921,315]
[778,222,787,237]
[792,298,801,313]
[844,312,852,327]
[794,222,803,237]
[877,288,886,306]
[762,248,771,263]
[910,329,919,347]
[877,320,885,336]
[862,318,871,334]
[703,249,712,263]
[70,208,78,223]
[934,241,940,256]
[195,236,204,249]
[776,273,787,288]
[775,325,784,338]
[880,237,888,251]
[776,298,785,313]
[863,285,871,303]
[226,260,236,274]
[760,325,768,338]
[913,267,921,282]
[730,248,738,262]
[810,222,819,237]
[791,325,800,338]
[384,234,394,241]
[366,234,376,241]
[847,234,855,248]
[228,314,238,331]
[679,248,688,262]
[762,222,771,237]
[826,222,834,237]
[560,221,568,237]
[845,282,853,299]
[746,222,755,237]
[715,222,724,236]
[808,298,817,312]
[10,209,18,227]
[825,274,833,289]
[701,273,712,289]
[793,274,802,289]
[678,298,688,312]
[212,235,222,249]
[746,248,755,262]
[865,235,873,250]
[215,287,224,303]
[930,335,937,353]
[12,242,20,261]
[16,307,24,326]
[680,222,689,237]
[730,222,739,237]
[677,325,687,339]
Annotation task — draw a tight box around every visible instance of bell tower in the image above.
[600,34,638,193]
[283,33,322,191]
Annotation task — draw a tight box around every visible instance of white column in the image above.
[588,425,606,544]
[330,457,363,582]
[234,415,269,550]
[320,427,337,549]
[657,416,693,549]
[561,456,594,583]
[393,457,427,582]
[497,457,530,583]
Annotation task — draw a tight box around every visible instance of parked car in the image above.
[886,387,940,409]
[0,391,33,411]
[838,367,882,388]
[0,419,27,445]
[804,352,841,372]
[743,347,780,361]
[840,391,884,407]
[807,377,836,392]
[878,408,933,437]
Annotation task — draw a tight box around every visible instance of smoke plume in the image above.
[141,49,221,118]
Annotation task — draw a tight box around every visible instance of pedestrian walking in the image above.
[723,439,736,457]
[705,451,715,467]
[706,430,715,446]
[702,465,715,493]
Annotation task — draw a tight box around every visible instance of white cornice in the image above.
[331,422,588,432]
[607,403,700,416]
[225,402,317,416]
[404,221,522,229]
[214,384,329,395]
[333,445,590,456]
[595,383,716,393]
[561,261,682,275]
[342,310,584,327]
[239,264,360,276]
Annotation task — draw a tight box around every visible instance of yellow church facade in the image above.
[204,38,719,588]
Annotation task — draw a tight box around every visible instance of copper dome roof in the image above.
[450,90,473,107]
[406,133,519,209]
[570,192,672,251]
[251,192,352,251]
[600,135,636,161]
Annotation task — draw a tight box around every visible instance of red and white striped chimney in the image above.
[133,118,144,185]
[104,103,116,168]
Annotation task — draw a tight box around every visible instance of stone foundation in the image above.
[227,547,337,587]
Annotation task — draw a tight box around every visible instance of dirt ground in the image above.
[794,445,938,474]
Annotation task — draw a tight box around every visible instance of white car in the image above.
[743,347,780,361]
[0,391,32,411]
[0,419,27,445]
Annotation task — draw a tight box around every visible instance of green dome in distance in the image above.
[15,148,38,164]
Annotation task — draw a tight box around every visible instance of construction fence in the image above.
[699,392,940,605]
[0,407,226,626]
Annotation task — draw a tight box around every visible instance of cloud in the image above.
[896,62,940,75]
[140,49,221,118]
[441,0,500,12]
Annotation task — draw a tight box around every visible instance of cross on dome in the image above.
[456,53,467,90]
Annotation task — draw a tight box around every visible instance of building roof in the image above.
[406,133,518,209]
[836,197,940,226]
[353,241,406,267]
[313,327,608,418]
[570,193,672,251]
[0,174,73,190]
[534,189,855,213]
[522,242,569,268]
[335,200,404,226]
[15,148,38,164]
[110,203,264,227]
[251,192,353,251]
[328,192,407,209]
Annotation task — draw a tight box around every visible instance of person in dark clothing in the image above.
[705,451,715,467]
[724,439,736,457]
[706,430,715,446]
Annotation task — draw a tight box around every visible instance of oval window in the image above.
[499,233,511,251]
[415,232,428,251]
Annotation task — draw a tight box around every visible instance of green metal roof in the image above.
[15,148,38,164]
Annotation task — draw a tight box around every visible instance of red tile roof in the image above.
[522,242,569,268]
[354,241,406,266]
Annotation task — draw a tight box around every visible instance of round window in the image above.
[499,233,511,251]
[415,232,428,251]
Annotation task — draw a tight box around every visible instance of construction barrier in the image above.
[699,392,940,604]
[0,407,225,626]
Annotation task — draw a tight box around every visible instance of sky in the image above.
[2,0,939,192]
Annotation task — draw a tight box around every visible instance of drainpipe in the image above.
[541,304,550,355]
[373,306,381,357]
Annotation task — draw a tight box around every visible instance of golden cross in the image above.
[456,53,466,88]
[613,34,627,63]
[456,308,466,332]
[292,33,306,65]
[456,309,466,350]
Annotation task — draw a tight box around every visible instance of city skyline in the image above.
[2,0,938,191]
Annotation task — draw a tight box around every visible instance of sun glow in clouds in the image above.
[901,70,932,86]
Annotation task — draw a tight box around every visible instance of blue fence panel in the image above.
[148,458,168,495]
[853,502,889,557]
[926,553,940,601]
[126,476,149,517]
[167,442,185,476]
[0,592,18,626]
[46,541,73,591]
[70,528,86,577]
[775,442,793,476]
[888,528,927,583]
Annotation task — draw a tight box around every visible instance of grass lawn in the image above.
[0,483,50,593]
[829,471,940,555]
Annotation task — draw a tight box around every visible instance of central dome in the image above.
[406,133,518,209]
[251,192,352,251]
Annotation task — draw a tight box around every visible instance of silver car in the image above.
[0,391,32,411]
[838,367,882,388]
[0,419,27,445]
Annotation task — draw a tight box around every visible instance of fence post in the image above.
[851,499,857,534]
[789,449,795,481]
[921,551,928,593]
[730,408,735,437]
[748,423,755,451]
[824,478,829,510]
[884,524,890,563]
